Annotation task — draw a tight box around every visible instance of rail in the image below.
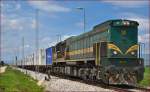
[18,67,150,92]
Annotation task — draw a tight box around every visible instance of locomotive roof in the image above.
[65,19,139,43]
[93,19,139,29]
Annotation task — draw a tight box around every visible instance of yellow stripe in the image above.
[96,43,98,65]
[65,44,138,57]
[96,43,100,65]
[125,45,138,54]
[68,47,93,56]
[108,43,123,54]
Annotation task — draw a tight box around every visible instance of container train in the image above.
[17,19,144,86]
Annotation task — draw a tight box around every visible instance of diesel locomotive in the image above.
[20,19,145,86]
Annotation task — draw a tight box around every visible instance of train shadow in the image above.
[110,84,135,89]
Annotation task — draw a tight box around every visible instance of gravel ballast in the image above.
[14,67,114,92]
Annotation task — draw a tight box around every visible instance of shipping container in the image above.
[34,52,38,65]
[46,47,53,65]
[39,49,46,65]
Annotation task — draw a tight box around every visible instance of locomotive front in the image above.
[101,20,144,85]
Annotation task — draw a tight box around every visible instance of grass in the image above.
[0,67,44,92]
[139,67,150,87]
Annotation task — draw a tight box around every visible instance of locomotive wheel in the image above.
[130,73,137,85]
[102,72,109,85]
[109,73,119,84]
[124,72,137,85]
[132,75,137,85]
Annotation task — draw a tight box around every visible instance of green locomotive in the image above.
[50,19,144,85]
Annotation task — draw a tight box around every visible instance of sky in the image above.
[0,0,149,64]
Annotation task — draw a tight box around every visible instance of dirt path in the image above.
[0,66,7,74]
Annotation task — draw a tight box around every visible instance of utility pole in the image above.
[76,7,86,58]
[0,1,2,64]
[15,56,17,66]
[56,35,59,43]
[56,34,61,43]
[22,37,24,69]
[33,53,34,69]
[16,47,19,67]
[76,7,86,33]
[59,35,61,42]
[35,9,39,73]
[14,46,19,67]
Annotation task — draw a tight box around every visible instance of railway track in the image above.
[23,68,150,92]
[132,86,150,92]
[46,72,149,92]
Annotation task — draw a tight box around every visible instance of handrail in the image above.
[138,42,145,59]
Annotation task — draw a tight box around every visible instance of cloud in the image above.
[9,19,23,30]
[2,18,22,31]
[1,13,5,19]
[102,1,148,8]
[62,35,74,40]
[118,12,149,32]
[138,34,149,43]
[1,46,19,54]
[24,44,30,48]
[2,16,36,31]
[41,37,51,42]
[28,1,71,13]
[1,43,31,52]
[40,35,74,48]
[31,19,36,29]
[1,1,22,12]
[138,34,150,54]
[129,17,149,32]
[41,37,56,48]
[75,21,84,28]
[16,3,21,10]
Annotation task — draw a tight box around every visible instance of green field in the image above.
[139,67,150,87]
[0,67,44,92]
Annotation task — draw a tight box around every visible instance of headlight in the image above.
[131,51,135,55]
[123,21,130,25]
[113,51,118,55]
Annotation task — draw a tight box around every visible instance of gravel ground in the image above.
[14,67,115,92]
[44,77,114,92]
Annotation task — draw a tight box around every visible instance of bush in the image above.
[0,61,4,66]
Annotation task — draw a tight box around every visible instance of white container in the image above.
[39,48,46,65]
